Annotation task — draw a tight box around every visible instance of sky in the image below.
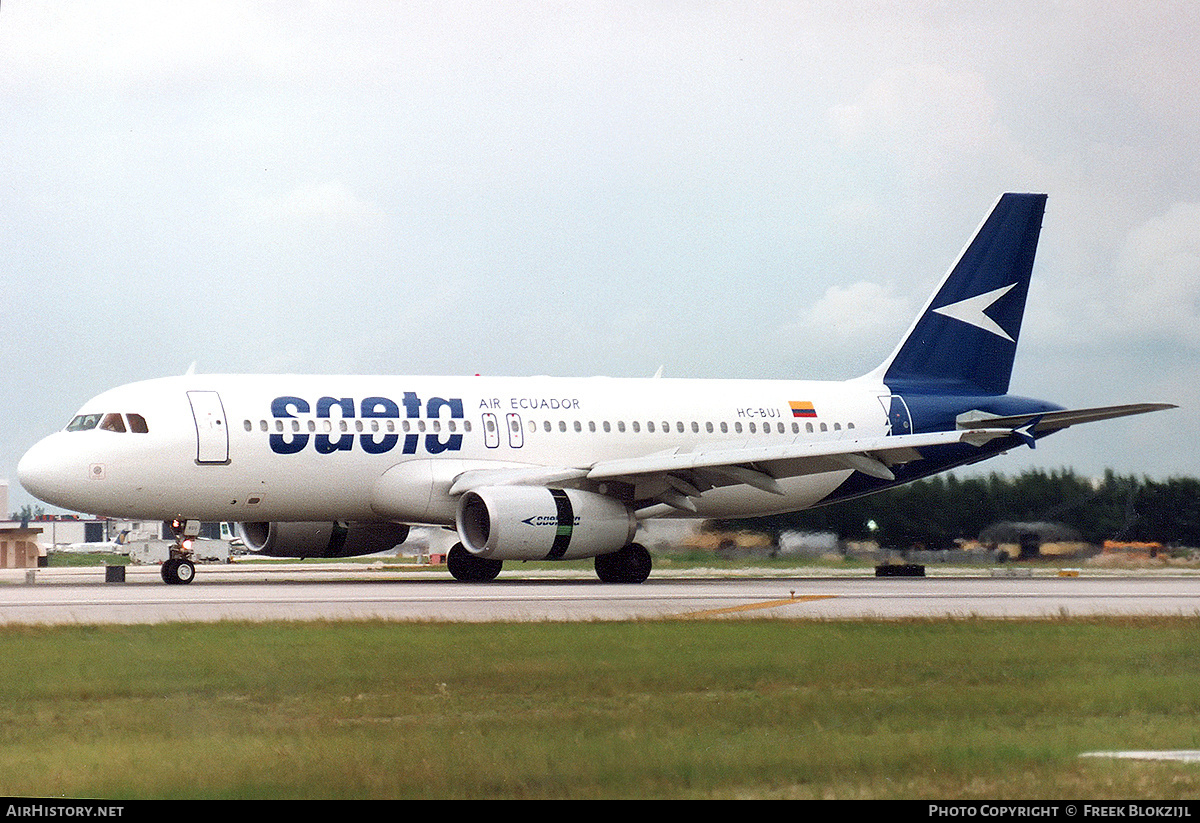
[4,1,1199,515]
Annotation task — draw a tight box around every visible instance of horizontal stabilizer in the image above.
[956,403,1176,435]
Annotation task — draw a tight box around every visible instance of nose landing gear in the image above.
[162,519,199,585]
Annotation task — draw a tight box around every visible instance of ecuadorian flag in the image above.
[789,401,817,418]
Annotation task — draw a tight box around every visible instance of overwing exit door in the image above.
[506,413,524,448]
[188,391,230,464]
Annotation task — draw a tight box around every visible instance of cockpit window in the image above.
[67,414,102,432]
[66,412,149,433]
[99,413,127,433]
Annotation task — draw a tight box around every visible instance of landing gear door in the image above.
[188,391,230,464]
[877,395,913,436]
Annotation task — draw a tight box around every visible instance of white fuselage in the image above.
[19,373,893,525]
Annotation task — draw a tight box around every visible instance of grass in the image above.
[0,618,1199,799]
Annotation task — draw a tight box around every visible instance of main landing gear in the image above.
[594,542,652,584]
[445,541,652,584]
[446,543,502,583]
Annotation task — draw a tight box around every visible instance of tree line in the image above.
[712,470,1200,549]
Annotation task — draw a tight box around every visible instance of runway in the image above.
[2,563,1199,624]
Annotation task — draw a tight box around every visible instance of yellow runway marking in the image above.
[682,594,838,618]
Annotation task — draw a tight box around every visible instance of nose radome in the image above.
[17,435,73,508]
[17,438,50,500]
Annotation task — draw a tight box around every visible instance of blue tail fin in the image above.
[869,192,1047,395]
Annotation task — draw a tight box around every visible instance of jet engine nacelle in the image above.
[237,521,410,558]
[456,486,636,561]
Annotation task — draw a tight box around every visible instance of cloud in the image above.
[778,281,914,377]
[826,64,1017,184]
[241,181,384,227]
[1111,202,1200,347]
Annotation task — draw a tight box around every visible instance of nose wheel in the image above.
[161,556,196,585]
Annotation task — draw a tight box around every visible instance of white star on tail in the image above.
[931,283,1017,342]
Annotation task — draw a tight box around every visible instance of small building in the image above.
[979,521,1092,559]
[0,527,44,568]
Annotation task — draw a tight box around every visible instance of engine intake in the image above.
[456,486,636,561]
[237,522,410,558]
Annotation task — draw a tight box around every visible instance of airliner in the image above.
[18,193,1173,584]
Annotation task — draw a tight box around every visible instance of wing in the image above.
[449,428,1013,512]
